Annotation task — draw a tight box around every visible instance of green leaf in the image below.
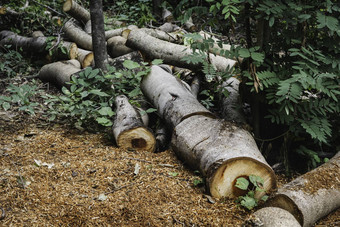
[98,107,114,117]
[249,175,264,189]
[235,177,249,190]
[96,117,113,126]
[2,102,10,110]
[89,89,109,97]
[168,172,179,177]
[239,48,251,58]
[251,52,265,62]
[151,59,163,65]
[240,196,257,210]
[269,17,275,27]
[123,60,140,69]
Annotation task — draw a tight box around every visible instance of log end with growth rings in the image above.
[209,157,277,199]
[116,127,156,152]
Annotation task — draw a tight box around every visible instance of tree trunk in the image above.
[38,60,81,88]
[89,0,108,70]
[63,0,90,25]
[125,29,236,72]
[141,66,277,198]
[63,21,93,50]
[265,151,340,227]
[107,36,133,58]
[113,95,156,152]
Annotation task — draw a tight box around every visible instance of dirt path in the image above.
[0,116,338,226]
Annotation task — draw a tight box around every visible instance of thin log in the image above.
[247,207,301,227]
[77,48,94,68]
[0,6,20,16]
[84,20,92,34]
[141,66,277,198]
[113,95,156,152]
[105,25,138,40]
[63,0,90,25]
[107,36,133,58]
[159,22,175,33]
[162,8,173,22]
[32,31,44,38]
[184,17,196,32]
[0,30,15,40]
[125,29,236,72]
[139,28,178,43]
[63,20,93,50]
[38,60,81,88]
[265,151,340,227]
[190,75,201,98]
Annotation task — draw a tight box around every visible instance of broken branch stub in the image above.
[142,66,277,198]
[265,151,340,227]
[113,95,156,152]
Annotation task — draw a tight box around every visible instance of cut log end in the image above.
[63,0,72,12]
[209,158,277,199]
[69,43,78,59]
[117,127,156,152]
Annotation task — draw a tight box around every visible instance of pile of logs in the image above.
[1,1,339,225]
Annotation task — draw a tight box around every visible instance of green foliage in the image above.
[295,145,328,171]
[0,46,30,78]
[0,81,42,115]
[44,60,161,130]
[235,175,268,210]
[109,0,155,27]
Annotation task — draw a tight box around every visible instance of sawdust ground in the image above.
[0,115,339,226]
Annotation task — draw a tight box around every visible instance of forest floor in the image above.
[0,111,339,226]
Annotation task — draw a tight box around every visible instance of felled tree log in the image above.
[107,36,133,58]
[265,151,340,227]
[162,8,173,22]
[63,0,90,25]
[247,207,301,227]
[142,66,277,198]
[0,30,15,40]
[63,21,93,50]
[139,28,179,43]
[38,60,81,88]
[31,31,44,38]
[113,95,156,152]
[184,17,196,32]
[0,32,78,60]
[77,48,94,68]
[125,29,236,72]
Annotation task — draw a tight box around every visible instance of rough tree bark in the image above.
[113,95,156,152]
[89,0,108,70]
[125,29,236,72]
[141,66,277,198]
[38,60,81,88]
[63,0,90,25]
[264,151,340,227]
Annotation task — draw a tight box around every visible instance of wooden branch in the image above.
[63,21,93,50]
[184,17,196,32]
[63,0,90,25]
[107,36,133,58]
[265,151,340,227]
[38,60,81,88]
[162,8,173,22]
[31,31,44,38]
[142,66,277,198]
[113,95,156,152]
[125,29,236,72]
[105,25,138,40]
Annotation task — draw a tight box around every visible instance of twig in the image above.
[104,182,136,195]
[0,207,5,220]
[31,0,64,16]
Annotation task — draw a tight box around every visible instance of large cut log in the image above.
[265,151,340,227]
[63,0,90,25]
[141,66,277,198]
[107,36,133,58]
[0,32,78,60]
[124,29,236,72]
[38,60,81,88]
[113,95,156,152]
[63,21,93,50]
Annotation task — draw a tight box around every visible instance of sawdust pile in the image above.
[0,117,339,226]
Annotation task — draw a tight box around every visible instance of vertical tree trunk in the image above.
[89,0,108,70]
